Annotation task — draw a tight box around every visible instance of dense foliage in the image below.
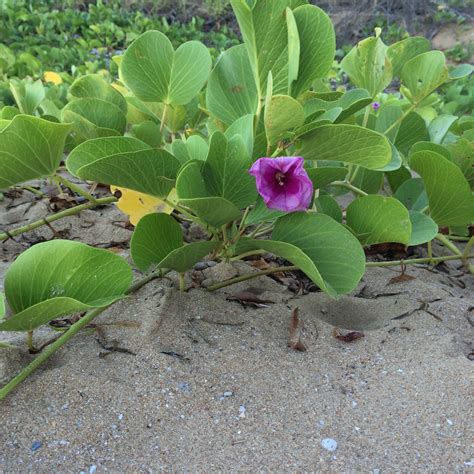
[0,0,473,398]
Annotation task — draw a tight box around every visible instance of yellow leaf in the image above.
[43,71,63,85]
[111,186,176,226]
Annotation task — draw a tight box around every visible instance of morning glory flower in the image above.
[249,156,314,212]
[372,101,380,110]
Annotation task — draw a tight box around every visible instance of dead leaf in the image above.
[288,307,307,351]
[250,258,271,270]
[388,262,416,285]
[333,328,365,342]
[110,186,177,226]
[226,287,275,308]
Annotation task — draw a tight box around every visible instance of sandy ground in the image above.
[1,189,473,472]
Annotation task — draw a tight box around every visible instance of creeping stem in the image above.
[207,254,474,291]
[53,175,98,203]
[0,270,164,401]
[0,196,117,242]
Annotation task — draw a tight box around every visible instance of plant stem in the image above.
[435,233,462,256]
[160,103,168,133]
[229,249,266,262]
[366,254,474,267]
[179,272,186,291]
[462,235,474,273]
[19,186,47,199]
[361,105,371,128]
[209,253,474,291]
[53,175,98,203]
[0,270,163,401]
[26,331,37,352]
[0,196,117,242]
[331,181,368,197]
[384,104,416,136]
[207,265,298,291]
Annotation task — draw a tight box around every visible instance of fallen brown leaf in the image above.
[333,328,365,342]
[288,307,307,352]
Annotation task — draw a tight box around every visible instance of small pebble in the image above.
[446,419,453,425]
[118,414,124,421]
[30,441,42,452]
[207,261,217,267]
[321,438,338,452]
[223,391,233,397]
[89,465,97,474]
[193,262,208,271]
[239,405,246,418]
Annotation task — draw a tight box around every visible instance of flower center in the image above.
[274,171,286,186]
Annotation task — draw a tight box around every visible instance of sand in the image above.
[1,190,473,472]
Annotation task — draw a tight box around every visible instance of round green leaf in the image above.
[394,178,428,211]
[251,212,365,296]
[346,195,412,246]
[69,74,127,113]
[408,211,438,246]
[121,30,211,106]
[314,191,342,222]
[75,148,180,198]
[1,240,132,332]
[0,115,71,188]
[401,51,449,104]
[297,124,392,169]
[264,94,305,145]
[306,166,348,189]
[202,132,257,208]
[386,36,431,77]
[410,150,474,226]
[131,213,218,273]
[61,98,126,139]
[206,44,258,126]
[67,136,150,176]
[341,35,392,97]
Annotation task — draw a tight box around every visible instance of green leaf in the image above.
[286,7,300,93]
[375,104,403,142]
[448,63,473,80]
[410,151,474,226]
[244,195,286,225]
[314,191,342,222]
[394,178,428,211]
[69,74,127,113]
[428,114,457,144]
[352,168,384,194]
[0,115,71,188]
[306,166,348,189]
[67,136,150,176]
[176,161,241,227]
[121,31,211,105]
[206,45,258,126]
[130,121,163,148]
[346,195,412,246]
[202,132,257,208]
[171,135,209,165]
[386,36,431,77]
[303,89,372,123]
[243,212,365,296]
[10,79,45,115]
[297,124,391,169]
[231,0,291,95]
[291,4,335,97]
[401,51,449,104]
[387,166,412,193]
[395,111,429,155]
[264,94,305,145]
[131,213,219,272]
[408,211,438,246]
[0,293,5,320]
[341,35,392,97]
[1,240,132,332]
[225,114,254,157]
[74,149,180,198]
[409,141,452,162]
[61,98,126,138]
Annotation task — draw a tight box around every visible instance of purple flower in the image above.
[372,101,380,110]
[249,157,314,212]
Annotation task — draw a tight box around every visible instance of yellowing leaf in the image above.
[111,186,176,225]
[43,71,63,85]
[111,82,129,95]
